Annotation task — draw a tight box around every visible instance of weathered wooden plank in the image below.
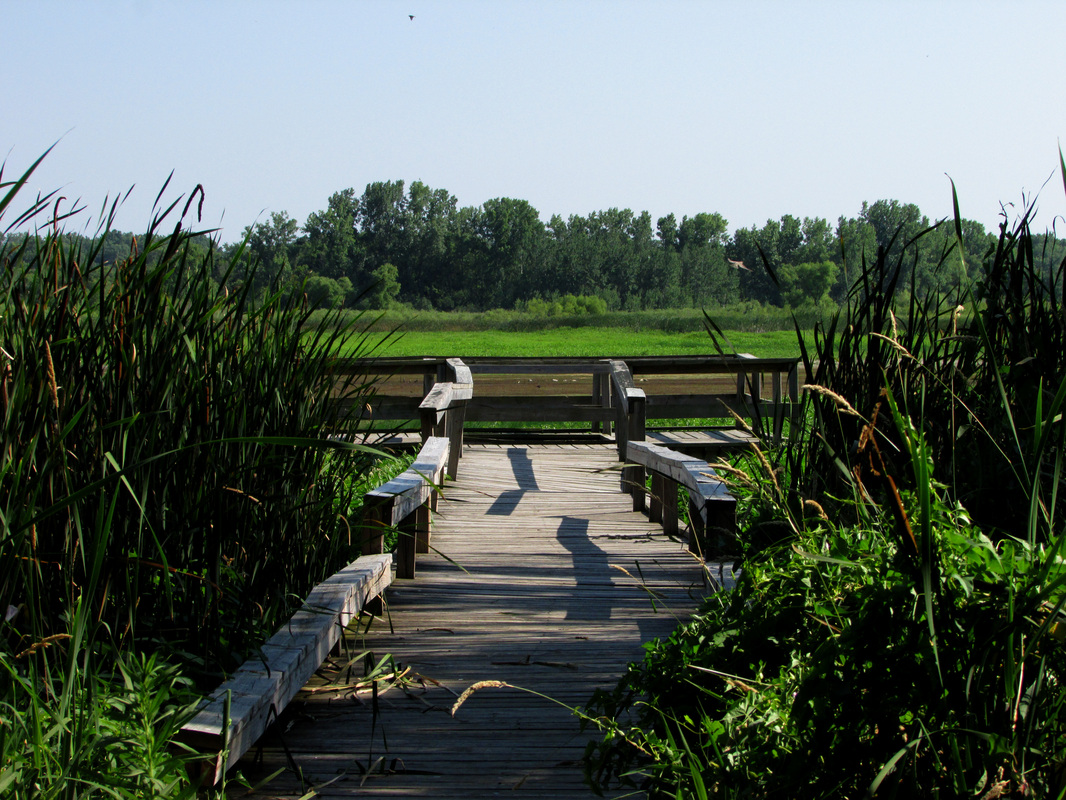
[181,553,392,784]
[467,362,611,375]
[366,436,449,525]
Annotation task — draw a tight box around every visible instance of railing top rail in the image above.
[467,362,612,375]
[626,440,733,501]
[609,359,645,414]
[366,436,450,524]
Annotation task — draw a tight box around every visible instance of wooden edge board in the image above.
[366,437,449,523]
[178,553,393,785]
[626,441,733,499]
[445,358,473,385]
[467,363,611,375]
[419,381,455,411]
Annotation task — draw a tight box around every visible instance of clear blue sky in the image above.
[4,1,1064,243]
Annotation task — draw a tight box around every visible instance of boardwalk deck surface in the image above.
[238,444,706,799]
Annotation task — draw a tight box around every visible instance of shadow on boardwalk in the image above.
[238,444,704,799]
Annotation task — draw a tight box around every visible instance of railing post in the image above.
[662,477,679,537]
[771,367,783,443]
[649,473,664,523]
[419,405,436,444]
[628,394,646,512]
[444,358,471,479]
[688,496,705,557]
[396,513,417,579]
[363,496,393,556]
[788,360,801,440]
[423,357,437,398]
[592,369,612,435]
[415,499,432,554]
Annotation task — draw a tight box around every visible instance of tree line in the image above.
[7,180,1064,312]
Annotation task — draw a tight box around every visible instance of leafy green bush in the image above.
[586,475,1066,797]
[585,166,1066,797]
[518,293,608,316]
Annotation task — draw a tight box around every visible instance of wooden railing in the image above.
[624,354,801,444]
[418,358,471,479]
[364,358,473,579]
[610,359,647,496]
[181,362,471,782]
[335,355,800,444]
[623,440,737,557]
[362,436,449,580]
[179,552,393,784]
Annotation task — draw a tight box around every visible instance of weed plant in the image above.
[584,171,1066,797]
[0,154,387,796]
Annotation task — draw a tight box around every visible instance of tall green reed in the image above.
[0,152,387,796]
[584,161,1066,798]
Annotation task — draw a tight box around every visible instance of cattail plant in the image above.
[0,152,389,797]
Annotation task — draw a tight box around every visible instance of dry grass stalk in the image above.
[748,443,781,497]
[725,406,755,434]
[869,332,914,360]
[610,564,668,600]
[451,680,511,716]
[802,384,863,418]
[708,460,756,490]
[16,633,71,660]
[803,499,829,521]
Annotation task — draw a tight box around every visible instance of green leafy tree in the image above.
[678,212,735,306]
[301,273,353,308]
[358,180,409,274]
[779,260,839,307]
[475,197,546,308]
[245,210,299,292]
[302,188,364,282]
[367,262,401,309]
[403,180,458,307]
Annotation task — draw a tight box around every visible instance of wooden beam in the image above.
[625,441,736,553]
[179,553,393,785]
[366,437,449,524]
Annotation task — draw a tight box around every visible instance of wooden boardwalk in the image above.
[238,444,707,799]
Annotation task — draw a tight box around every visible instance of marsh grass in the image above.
[0,154,389,797]
[583,166,1066,797]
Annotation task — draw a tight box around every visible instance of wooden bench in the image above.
[623,441,737,553]
[180,429,454,783]
[179,553,393,784]
[362,435,450,579]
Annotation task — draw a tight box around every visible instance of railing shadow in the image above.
[486,448,539,515]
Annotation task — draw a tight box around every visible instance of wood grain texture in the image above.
[181,554,393,784]
[236,444,709,799]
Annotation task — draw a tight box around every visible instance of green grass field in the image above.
[363,326,805,359]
